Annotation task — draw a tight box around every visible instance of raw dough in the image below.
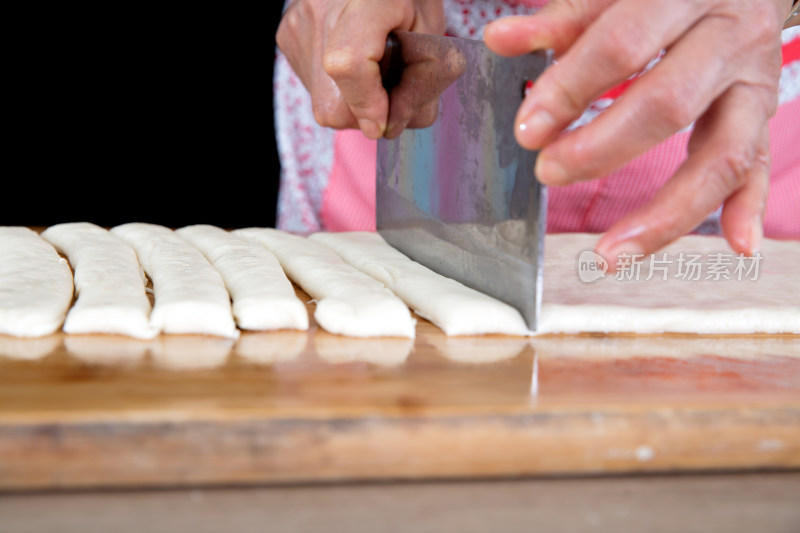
[235,228,415,338]
[0,227,74,337]
[176,224,308,331]
[111,223,239,338]
[309,231,531,336]
[41,222,157,339]
[538,233,800,335]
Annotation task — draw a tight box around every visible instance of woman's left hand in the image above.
[484,0,793,268]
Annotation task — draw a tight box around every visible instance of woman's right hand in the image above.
[276,0,445,140]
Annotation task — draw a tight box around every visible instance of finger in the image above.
[409,0,446,35]
[533,10,765,186]
[276,0,314,83]
[719,126,770,256]
[308,70,359,130]
[277,0,359,130]
[384,34,466,138]
[406,99,440,129]
[385,100,440,139]
[483,1,614,58]
[511,0,710,151]
[594,83,773,270]
[323,1,415,139]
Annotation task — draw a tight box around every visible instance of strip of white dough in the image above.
[111,223,239,338]
[235,228,415,338]
[41,222,157,339]
[0,227,74,337]
[175,224,308,331]
[537,233,800,334]
[308,231,531,336]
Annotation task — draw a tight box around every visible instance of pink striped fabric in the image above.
[322,131,378,231]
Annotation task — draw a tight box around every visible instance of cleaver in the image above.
[376,31,551,331]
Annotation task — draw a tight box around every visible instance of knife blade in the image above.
[376,31,551,331]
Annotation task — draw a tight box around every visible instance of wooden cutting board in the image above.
[1,287,799,491]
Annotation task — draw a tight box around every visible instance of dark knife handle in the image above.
[379,32,403,92]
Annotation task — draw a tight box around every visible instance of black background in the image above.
[4,5,286,229]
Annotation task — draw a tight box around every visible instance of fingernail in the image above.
[749,215,763,255]
[517,109,555,148]
[534,153,568,185]
[358,119,383,140]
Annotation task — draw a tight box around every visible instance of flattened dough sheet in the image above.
[41,222,157,339]
[111,223,239,338]
[176,224,308,331]
[236,228,415,338]
[0,227,74,337]
[538,233,800,335]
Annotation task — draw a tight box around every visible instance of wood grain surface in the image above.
[1,287,799,491]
